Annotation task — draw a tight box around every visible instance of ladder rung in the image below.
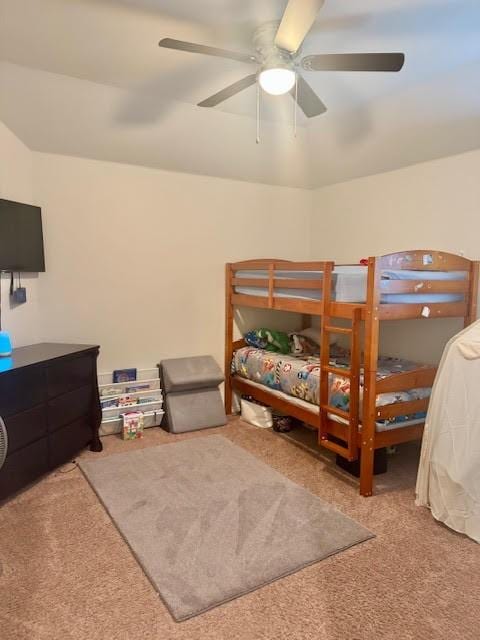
[322,365,352,378]
[321,404,350,421]
[324,325,352,335]
[319,438,356,461]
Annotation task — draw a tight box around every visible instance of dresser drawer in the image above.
[0,437,49,502]
[3,405,48,454]
[48,384,92,433]
[47,354,94,398]
[0,367,46,417]
[48,416,92,468]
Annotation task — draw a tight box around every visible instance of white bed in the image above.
[235,265,467,304]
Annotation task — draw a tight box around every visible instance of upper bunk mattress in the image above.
[234,266,467,304]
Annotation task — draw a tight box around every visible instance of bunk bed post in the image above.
[224,263,234,414]
[360,256,381,497]
[319,262,334,438]
[465,260,480,327]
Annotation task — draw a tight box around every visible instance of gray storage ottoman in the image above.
[159,355,226,433]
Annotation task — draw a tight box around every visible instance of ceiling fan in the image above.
[158,0,405,119]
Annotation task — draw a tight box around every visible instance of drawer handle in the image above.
[0,416,7,470]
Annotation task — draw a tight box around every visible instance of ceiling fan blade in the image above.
[302,52,405,72]
[159,38,257,65]
[198,74,257,108]
[291,74,327,118]
[275,0,325,53]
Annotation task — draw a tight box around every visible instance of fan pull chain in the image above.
[294,72,298,138]
[256,81,261,144]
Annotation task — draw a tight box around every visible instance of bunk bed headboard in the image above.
[369,250,480,324]
[378,250,473,272]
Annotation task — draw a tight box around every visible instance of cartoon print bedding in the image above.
[232,346,431,429]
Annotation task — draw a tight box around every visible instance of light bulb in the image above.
[259,67,296,96]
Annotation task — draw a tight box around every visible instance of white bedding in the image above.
[235,266,467,304]
[416,320,480,543]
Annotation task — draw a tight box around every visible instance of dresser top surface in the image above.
[0,343,99,375]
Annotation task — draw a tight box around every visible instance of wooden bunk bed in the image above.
[224,251,479,496]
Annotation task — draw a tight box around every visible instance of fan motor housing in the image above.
[253,21,299,63]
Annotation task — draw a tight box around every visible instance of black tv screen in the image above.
[0,199,45,272]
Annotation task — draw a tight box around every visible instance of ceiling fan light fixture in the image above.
[160,1,405,119]
[259,67,296,96]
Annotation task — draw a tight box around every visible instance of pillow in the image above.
[244,328,290,354]
[299,326,343,347]
[288,333,318,356]
[298,327,320,345]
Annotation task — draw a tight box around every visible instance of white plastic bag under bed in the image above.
[240,398,273,429]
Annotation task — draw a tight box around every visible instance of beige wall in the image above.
[3,114,480,369]
[0,122,40,347]
[311,149,480,363]
[33,153,312,372]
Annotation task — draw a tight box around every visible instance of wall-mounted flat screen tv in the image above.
[0,198,45,272]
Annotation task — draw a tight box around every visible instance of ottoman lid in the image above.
[161,355,224,393]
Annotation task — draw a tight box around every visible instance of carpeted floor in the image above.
[1,418,478,640]
[79,435,373,621]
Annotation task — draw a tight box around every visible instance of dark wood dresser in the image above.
[0,343,102,502]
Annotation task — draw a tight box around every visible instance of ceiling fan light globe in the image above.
[259,68,296,95]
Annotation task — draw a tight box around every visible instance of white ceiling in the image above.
[0,0,479,188]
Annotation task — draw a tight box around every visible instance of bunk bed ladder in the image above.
[319,307,362,462]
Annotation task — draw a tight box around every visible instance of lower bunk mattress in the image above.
[232,346,431,432]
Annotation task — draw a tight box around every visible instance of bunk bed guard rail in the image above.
[229,259,334,316]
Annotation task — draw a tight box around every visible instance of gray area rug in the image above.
[79,435,373,621]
